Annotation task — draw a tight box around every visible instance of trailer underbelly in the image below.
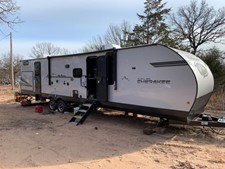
[100,101,189,122]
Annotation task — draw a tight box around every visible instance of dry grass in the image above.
[0,85,19,95]
[206,91,225,111]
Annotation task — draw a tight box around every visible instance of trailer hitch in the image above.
[188,114,225,127]
[218,117,225,123]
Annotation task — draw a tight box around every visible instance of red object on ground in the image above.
[21,99,28,106]
[35,105,43,113]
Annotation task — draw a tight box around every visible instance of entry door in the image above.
[34,62,41,94]
[96,56,108,101]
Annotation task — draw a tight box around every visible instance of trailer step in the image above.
[82,104,92,107]
[78,109,88,113]
[69,102,98,126]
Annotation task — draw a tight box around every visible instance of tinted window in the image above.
[73,68,82,78]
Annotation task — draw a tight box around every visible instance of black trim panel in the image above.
[150,60,188,67]
[51,76,73,79]
[47,57,51,86]
[188,92,213,121]
[100,102,189,122]
[113,48,118,90]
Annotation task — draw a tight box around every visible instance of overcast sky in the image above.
[0,0,224,58]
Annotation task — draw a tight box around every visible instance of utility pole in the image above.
[10,32,14,90]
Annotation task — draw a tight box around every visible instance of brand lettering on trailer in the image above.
[137,78,171,85]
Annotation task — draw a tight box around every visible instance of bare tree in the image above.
[82,21,133,52]
[0,53,23,84]
[170,0,225,54]
[30,42,70,58]
[104,24,122,46]
[0,0,21,32]
[82,36,105,52]
[104,21,132,47]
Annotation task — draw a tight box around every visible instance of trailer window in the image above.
[107,52,115,85]
[73,68,82,78]
[23,60,29,66]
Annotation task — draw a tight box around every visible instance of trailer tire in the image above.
[57,100,67,113]
[49,99,57,111]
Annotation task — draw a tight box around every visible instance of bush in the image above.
[200,47,225,90]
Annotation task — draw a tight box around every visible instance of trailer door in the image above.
[96,56,108,101]
[34,62,41,94]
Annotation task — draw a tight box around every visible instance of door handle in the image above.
[97,77,102,84]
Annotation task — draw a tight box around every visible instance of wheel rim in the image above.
[49,100,56,110]
[58,101,65,112]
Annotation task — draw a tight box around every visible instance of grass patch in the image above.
[0,85,18,95]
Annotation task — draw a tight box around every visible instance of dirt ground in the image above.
[0,85,225,169]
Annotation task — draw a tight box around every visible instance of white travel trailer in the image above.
[19,44,215,124]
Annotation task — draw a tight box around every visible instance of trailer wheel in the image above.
[57,100,67,113]
[49,99,57,111]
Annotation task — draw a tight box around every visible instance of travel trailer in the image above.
[18,44,215,125]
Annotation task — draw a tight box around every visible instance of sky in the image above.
[0,0,224,58]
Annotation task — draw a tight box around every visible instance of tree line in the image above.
[0,0,225,88]
[84,0,225,55]
[83,0,225,89]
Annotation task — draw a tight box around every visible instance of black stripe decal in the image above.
[51,76,73,79]
[150,60,188,67]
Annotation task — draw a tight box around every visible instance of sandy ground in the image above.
[0,86,225,169]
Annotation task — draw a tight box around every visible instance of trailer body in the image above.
[19,44,214,122]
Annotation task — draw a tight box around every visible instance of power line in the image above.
[0,34,10,41]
